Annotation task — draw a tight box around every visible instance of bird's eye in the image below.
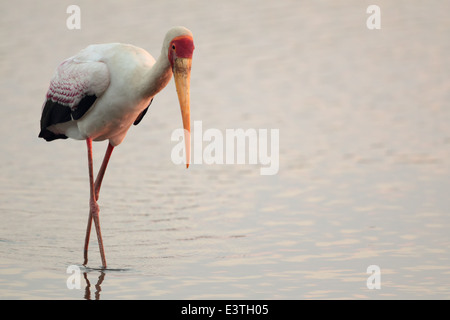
[172,45,176,50]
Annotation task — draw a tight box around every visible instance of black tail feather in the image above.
[39,94,98,142]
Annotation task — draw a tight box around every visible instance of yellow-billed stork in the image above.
[38,26,194,269]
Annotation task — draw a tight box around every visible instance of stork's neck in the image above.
[143,53,172,99]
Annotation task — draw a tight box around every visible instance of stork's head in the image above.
[164,26,194,168]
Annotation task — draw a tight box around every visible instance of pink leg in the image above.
[84,143,114,266]
[83,138,107,268]
[94,143,114,201]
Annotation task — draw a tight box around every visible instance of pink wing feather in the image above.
[39,57,110,141]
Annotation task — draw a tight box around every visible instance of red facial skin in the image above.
[168,35,195,67]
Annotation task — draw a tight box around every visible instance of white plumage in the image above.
[44,43,165,145]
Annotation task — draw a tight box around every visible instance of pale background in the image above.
[0,0,449,299]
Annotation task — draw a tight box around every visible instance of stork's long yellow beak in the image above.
[173,57,192,168]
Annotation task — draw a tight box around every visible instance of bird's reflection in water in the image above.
[83,272,105,300]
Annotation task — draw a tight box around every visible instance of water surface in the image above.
[1,0,449,299]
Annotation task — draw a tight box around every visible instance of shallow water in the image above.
[1,0,450,299]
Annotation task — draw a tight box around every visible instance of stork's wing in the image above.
[133,98,153,126]
[39,57,110,141]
